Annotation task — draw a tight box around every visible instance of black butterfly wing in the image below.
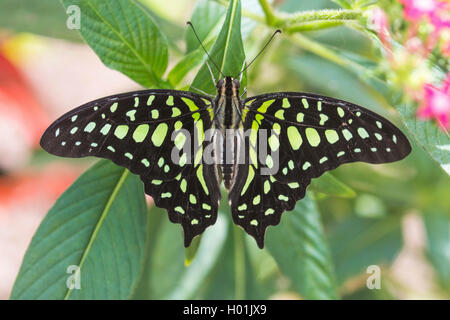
[229,92,411,248]
[40,90,221,246]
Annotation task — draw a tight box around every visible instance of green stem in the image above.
[216,0,265,23]
[285,20,346,33]
[280,9,362,26]
[258,0,277,26]
[233,227,246,300]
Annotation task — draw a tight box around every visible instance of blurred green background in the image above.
[0,0,448,300]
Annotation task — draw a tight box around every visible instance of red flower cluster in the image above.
[371,1,449,130]
[417,75,450,130]
[400,0,450,130]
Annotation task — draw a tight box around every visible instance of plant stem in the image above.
[281,9,362,26]
[258,0,277,26]
[285,20,346,33]
[234,227,246,300]
[216,0,265,23]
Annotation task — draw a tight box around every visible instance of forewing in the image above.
[229,92,411,248]
[40,90,220,246]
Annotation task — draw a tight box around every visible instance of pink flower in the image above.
[400,0,443,21]
[417,74,450,130]
[368,8,392,50]
[443,40,450,57]
[370,8,390,35]
[430,5,450,32]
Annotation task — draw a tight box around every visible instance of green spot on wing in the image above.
[357,127,369,139]
[114,125,129,139]
[287,126,302,150]
[84,122,96,133]
[305,128,320,147]
[241,166,255,196]
[151,123,168,147]
[100,124,112,135]
[325,129,339,144]
[133,124,149,143]
[196,165,209,195]
[110,102,118,113]
[257,99,275,113]
[181,97,198,111]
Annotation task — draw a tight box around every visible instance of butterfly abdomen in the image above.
[215,77,242,190]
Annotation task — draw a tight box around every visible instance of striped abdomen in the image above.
[214,77,242,190]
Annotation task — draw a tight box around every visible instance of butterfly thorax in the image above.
[213,76,243,190]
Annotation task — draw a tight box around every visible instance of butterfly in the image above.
[40,75,411,248]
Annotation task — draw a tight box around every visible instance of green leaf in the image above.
[192,203,261,300]
[0,0,81,41]
[136,1,186,53]
[423,211,450,293]
[184,235,201,266]
[310,172,356,198]
[190,0,247,96]
[328,215,402,285]
[185,0,226,54]
[167,39,214,87]
[60,0,169,88]
[10,160,147,299]
[131,204,228,299]
[265,194,339,300]
[133,207,184,299]
[193,227,257,299]
[398,103,450,175]
[330,0,352,9]
[167,212,229,299]
[281,0,339,11]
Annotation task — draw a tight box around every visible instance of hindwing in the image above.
[229,92,411,248]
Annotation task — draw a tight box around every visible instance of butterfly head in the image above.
[216,76,240,97]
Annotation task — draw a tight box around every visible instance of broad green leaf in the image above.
[11,160,147,299]
[192,207,260,299]
[342,284,395,299]
[310,172,356,198]
[265,194,339,300]
[60,0,169,88]
[423,211,450,293]
[281,0,339,11]
[328,215,402,285]
[133,207,185,299]
[0,0,81,41]
[167,212,228,299]
[244,237,281,299]
[330,0,352,9]
[398,102,450,175]
[190,0,247,96]
[308,27,375,59]
[167,39,214,87]
[184,235,201,266]
[354,193,387,218]
[136,1,186,53]
[185,0,226,54]
[132,204,228,299]
[193,228,258,299]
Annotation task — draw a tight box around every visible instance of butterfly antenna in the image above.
[238,29,281,78]
[187,21,224,79]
